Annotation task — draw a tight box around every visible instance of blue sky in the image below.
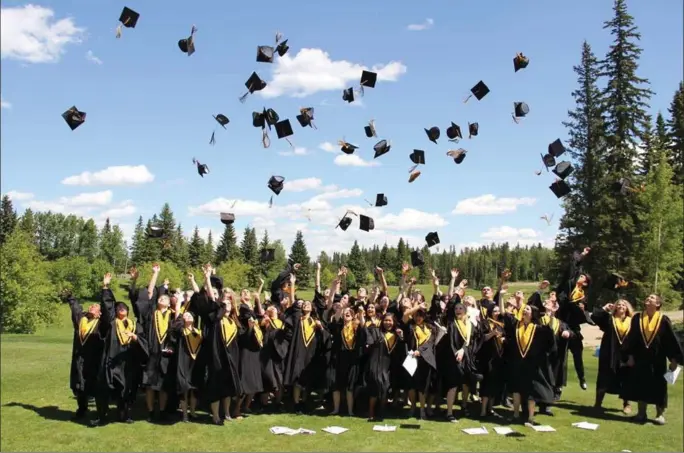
[1,0,682,256]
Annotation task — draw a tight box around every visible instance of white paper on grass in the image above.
[572,421,599,431]
[493,426,514,435]
[270,426,297,435]
[322,426,348,435]
[462,427,488,435]
[373,425,397,432]
[664,366,682,384]
[403,353,418,376]
[525,423,556,432]
[297,428,316,435]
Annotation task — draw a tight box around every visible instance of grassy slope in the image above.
[1,282,682,452]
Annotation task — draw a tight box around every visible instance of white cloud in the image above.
[189,198,271,218]
[259,48,407,98]
[319,142,337,153]
[407,18,434,31]
[375,208,448,231]
[334,154,380,167]
[61,165,155,186]
[85,50,102,65]
[5,190,34,201]
[480,226,539,240]
[22,190,113,216]
[1,96,11,109]
[97,200,136,221]
[283,177,323,192]
[1,5,84,63]
[452,194,537,215]
[278,146,309,157]
[61,190,113,207]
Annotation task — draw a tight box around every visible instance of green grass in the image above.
[1,282,682,452]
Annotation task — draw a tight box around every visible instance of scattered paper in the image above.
[270,426,316,435]
[493,426,514,435]
[462,427,488,435]
[373,425,397,432]
[403,353,418,376]
[297,428,316,435]
[526,423,556,432]
[322,426,348,435]
[572,421,599,431]
[664,366,682,385]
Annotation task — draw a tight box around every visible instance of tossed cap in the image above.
[268,175,285,195]
[411,250,424,267]
[275,119,293,139]
[446,122,462,141]
[220,213,235,225]
[364,120,377,138]
[513,52,530,72]
[373,139,391,158]
[339,140,358,155]
[375,193,388,207]
[552,161,574,180]
[62,106,86,131]
[549,180,571,198]
[410,149,426,165]
[359,214,375,232]
[425,126,440,144]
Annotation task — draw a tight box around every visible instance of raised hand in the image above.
[375,266,384,274]
[317,262,321,271]
[289,273,296,284]
[582,247,591,256]
[561,331,570,339]
[103,272,112,286]
[402,262,410,274]
[459,279,468,288]
[163,278,170,286]
[188,273,195,282]
[258,277,265,286]
[293,263,301,271]
[152,263,161,274]
[129,267,139,279]
[502,269,512,281]
[450,268,459,279]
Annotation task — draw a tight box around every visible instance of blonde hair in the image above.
[462,295,477,307]
[615,299,635,317]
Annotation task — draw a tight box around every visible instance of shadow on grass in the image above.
[4,402,89,426]
[553,400,630,422]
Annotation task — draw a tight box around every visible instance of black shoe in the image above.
[147,411,155,423]
[580,380,587,390]
[72,408,87,420]
[89,418,104,428]
[540,407,554,416]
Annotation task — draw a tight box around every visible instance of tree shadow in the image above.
[553,401,630,422]
[4,402,89,426]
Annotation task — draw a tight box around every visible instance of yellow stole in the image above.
[516,322,536,358]
[640,312,662,348]
[541,315,560,335]
[154,310,171,344]
[220,318,238,346]
[365,318,381,328]
[612,315,632,344]
[342,323,356,350]
[301,316,315,348]
[514,303,527,321]
[455,317,472,346]
[78,316,99,345]
[269,318,284,330]
[570,286,584,302]
[183,327,202,359]
[383,331,397,353]
[115,318,135,345]
[480,305,488,319]
[488,319,504,357]
[414,323,431,347]
[253,321,264,348]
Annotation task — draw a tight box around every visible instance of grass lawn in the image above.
[1,282,682,452]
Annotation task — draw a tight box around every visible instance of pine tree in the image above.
[174,224,190,268]
[637,115,656,176]
[289,230,311,287]
[78,219,99,262]
[215,223,238,265]
[98,218,115,265]
[188,226,205,268]
[0,195,18,245]
[130,216,146,265]
[396,238,410,269]
[17,208,37,243]
[347,240,367,288]
[145,215,162,261]
[257,230,272,278]
[158,203,178,263]
[202,230,215,265]
[667,81,684,186]
[240,227,259,264]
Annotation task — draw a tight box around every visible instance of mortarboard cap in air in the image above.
[178,25,197,56]
[296,108,315,128]
[148,225,163,238]
[239,72,267,103]
[274,119,293,139]
[553,161,574,180]
[447,149,467,164]
[446,122,462,141]
[119,7,139,28]
[425,126,440,144]
[62,106,86,131]
[342,87,355,103]
[425,232,440,247]
[252,111,266,128]
[260,248,276,263]
[468,122,479,138]
[275,39,289,57]
[513,53,529,72]
[603,272,631,291]
[513,102,530,118]
[375,193,388,207]
[364,120,377,138]
[337,214,353,231]
[549,180,571,198]
[268,175,285,195]
[220,213,235,225]
[612,178,638,195]
[466,80,490,102]
[339,140,358,155]
[548,139,566,157]
[193,158,209,177]
[373,140,390,158]
[257,45,275,63]
[213,114,229,128]
[411,250,424,267]
[410,150,425,165]
[359,215,375,232]
[541,153,556,170]
[360,70,377,94]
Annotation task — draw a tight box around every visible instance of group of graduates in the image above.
[67,247,683,428]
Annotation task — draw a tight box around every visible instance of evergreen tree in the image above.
[667,81,684,186]
[17,208,37,242]
[202,230,215,265]
[130,216,146,265]
[239,227,259,287]
[158,203,178,263]
[396,238,410,268]
[637,115,656,176]
[289,230,311,287]
[215,223,238,265]
[188,226,205,268]
[145,215,163,261]
[347,240,367,287]
[78,219,99,262]
[0,195,18,245]
[317,250,331,271]
[257,230,272,278]
[109,225,128,272]
[174,224,190,268]
[98,218,114,264]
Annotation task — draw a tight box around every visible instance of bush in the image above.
[0,230,58,333]
[216,260,251,290]
[47,257,119,300]
[135,261,185,290]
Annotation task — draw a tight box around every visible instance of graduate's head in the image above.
[523,305,541,323]
[87,303,101,318]
[515,290,524,301]
[366,304,376,317]
[240,289,251,303]
[211,288,219,300]
[182,312,194,327]
[323,288,331,297]
[614,299,634,317]
[382,313,396,331]
[157,294,170,310]
[487,304,500,320]
[340,293,349,306]
[357,287,367,299]
[115,302,129,319]
[266,306,278,319]
[453,302,466,317]
[412,291,425,304]
[302,300,313,314]
[221,288,234,302]
[506,297,517,312]
[414,308,427,324]
[544,299,559,315]
[280,295,290,308]
[342,307,354,323]
[644,294,662,311]
[223,299,235,317]
[379,295,389,308]
[481,286,493,300]
[549,291,557,303]
[462,295,477,308]
[577,273,591,287]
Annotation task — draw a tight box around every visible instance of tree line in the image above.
[554,0,684,309]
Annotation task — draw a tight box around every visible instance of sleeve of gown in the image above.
[660,316,684,364]
[134,319,149,359]
[527,291,543,312]
[445,294,461,322]
[555,251,584,298]
[590,309,610,332]
[206,303,225,324]
[68,296,84,329]
[623,315,641,356]
[101,288,116,323]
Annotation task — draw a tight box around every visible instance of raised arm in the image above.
[101,272,115,323]
[128,266,139,305]
[254,278,265,316]
[448,268,458,297]
[326,268,343,309]
[188,272,200,293]
[315,262,322,293]
[376,266,389,296]
[431,269,441,298]
[203,265,216,302]
[147,263,160,300]
[66,291,84,329]
[288,273,296,302]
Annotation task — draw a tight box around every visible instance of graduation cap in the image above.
[513,52,530,72]
[359,70,377,95]
[342,87,355,103]
[239,72,267,103]
[260,248,276,263]
[192,158,209,177]
[359,214,375,232]
[178,25,197,56]
[296,107,316,129]
[220,212,235,225]
[336,210,358,231]
[339,140,358,155]
[604,272,631,291]
[411,250,425,267]
[410,150,426,165]
[409,170,421,183]
[468,122,479,138]
[539,153,557,174]
[268,175,285,195]
[447,149,467,164]
[275,39,289,57]
[425,232,440,248]
[147,225,163,239]
[612,178,644,195]
[548,139,566,157]
[252,108,280,148]
[425,126,440,144]
[550,180,571,198]
[62,106,86,131]
[274,119,294,147]
[553,161,574,180]
[375,193,388,207]
[373,140,391,158]
[116,7,139,38]
[512,102,530,123]
[209,114,230,145]
[364,120,377,138]
[464,80,490,103]
[446,122,462,141]
[256,45,275,63]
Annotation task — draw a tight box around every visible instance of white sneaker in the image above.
[654,415,666,425]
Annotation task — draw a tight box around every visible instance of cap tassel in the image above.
[310,120,317,130]
[209,131,216,145]
[463,94,473,103]
[239,92,249,103]
[116,24,123,38]
[285,138,294,149]
[262,130,270,148]
[512,114,520,124]
[269,196,273,208]
[448,138,460,144]
[408,164,418,173]
[364,199,373,207]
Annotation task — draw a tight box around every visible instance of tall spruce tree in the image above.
[289,230,311,287]
[0,195,18,245]
[667,81,684,186]
[202,230,215,265]
[130,216,146,265]
[347,240,367,287]
[215,223,238,265]
[78,219,99,262]
[158,203,178,263]
[257,230,272,278]
[17,208,37,243]
[174,224,190,267]
[240,227,260,286]
[188,226,205,268]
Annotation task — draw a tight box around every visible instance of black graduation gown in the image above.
[68,296,104,397]
[139,303,177,392]
[478,319,506,399]
[270,262,295,304]
[183,290,214,396]
[403,321,437,393]
[260,318,286,391]
[328,320,365,391]
[174,322,203,395]
[623,312,683,407]
[502,314,555,404]
[237,303,264,395]
[206,307,243,401]
[540,315,572,389]
[591,310,631,395]
[438,317,478,390]
[556,251,588,328]
[527,291,545,313]
[97,289,148,402]
[364,326,407,399]
[280,313,321,387]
